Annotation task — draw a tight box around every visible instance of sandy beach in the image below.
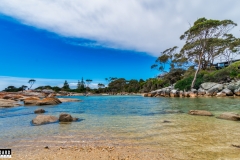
[11,145,173,160]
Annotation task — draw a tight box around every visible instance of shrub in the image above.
[175,73,204,91]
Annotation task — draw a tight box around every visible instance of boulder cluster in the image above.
[144,81,240,98]
[188,110,240,121]
[0,91,81,108]
[32,113,79,125]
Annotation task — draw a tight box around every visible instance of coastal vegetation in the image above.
[151,17,240,92]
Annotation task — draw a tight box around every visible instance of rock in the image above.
[58,98,81,102]
[59,113,78,122]
[234,88,240,96]
[23,97,40,105]
[164,110,183,114]
[32,115,58,125]
[184,92,190,97]
[227,80,240,91]
[221,88,233,96]
[23,92,45,98]
[142,93,148,97]
[47,93,56,98]
[206,84,224,96]
[36,97,62,106]
[189,91,197,98]
[34,108,45,114]
[188,110,213,116]
[216,92,227,97]
[42,89,55,94]
[217,112,240,121]
[163,120,171,123]
[1,94,23,100]
[147,93,154,97]
[200,82,219,90]
[170,89,179,97]
[198,88,206,96]
[58,98,82,102]
[0,99,21,108]
[179,91,184,97]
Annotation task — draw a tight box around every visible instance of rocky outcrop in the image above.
[200,82,220,90]
[0,99,21,108]
[188,110,213,116]
[34,109,45,114]
[59,113,78,122]
[217,112,240,121]
[145,80,240,98]
[58,98,81,102]
[22,91,45,98]
[23,97,40,105]
[36,97,62,106]
[32,115,58,125]
[2,94,23,100]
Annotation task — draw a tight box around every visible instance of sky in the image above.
[0,0,239,90]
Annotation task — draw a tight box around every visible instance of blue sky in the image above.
[0,0,239,90]
[0,15,158,89]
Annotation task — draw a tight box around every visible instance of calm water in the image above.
[1,95,240,159]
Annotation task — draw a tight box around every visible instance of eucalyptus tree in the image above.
[179,17,237,89]
[28,79,36,89]
[86,79,92,88]
[151,46,179,72]
[98,83,105,88]
[218,34,240,64]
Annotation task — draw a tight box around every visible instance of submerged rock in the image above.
[188,110,213,116]
[58,98,82,102]
[59,113,78,122]
[34,108,45,114]
[164,109,183,114]
[32,115,58,125]
[217,112,240,121]
[163,120,171,123]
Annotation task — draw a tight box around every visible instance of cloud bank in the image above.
[0,0,239,56]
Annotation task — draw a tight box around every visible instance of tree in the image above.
[3,86,18,92]
[179,17,237,89]
[98,83,105,88]
[218,34,240,64]
[77,77,86,92]
[151,46,179,72]
[20,85,27,92]
[86,79,92,88]
[108,78,126,93]
[62,80,70,90]
[28,79,36,89]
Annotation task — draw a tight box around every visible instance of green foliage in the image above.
[62,80,70,91]
[175,74,204,90]
[203,61,240,82]
[3,85,27,92]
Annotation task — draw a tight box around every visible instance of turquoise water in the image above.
[1,95,240,159]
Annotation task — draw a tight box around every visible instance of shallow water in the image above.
[1,95,240,159]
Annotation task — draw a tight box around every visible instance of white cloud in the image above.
[0,76,104,91]
[0,0,239,57]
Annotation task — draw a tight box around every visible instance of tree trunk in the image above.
[191,58,202,89]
